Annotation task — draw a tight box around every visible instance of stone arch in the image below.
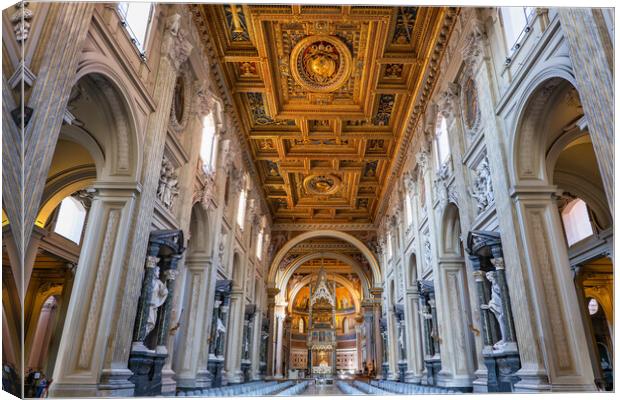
[554,171,612,230]
[509,59,578,185]
[72,64,142,180]
[187,203,212,256]
[232,252,243,285]
[440,202,463,257]
[407,252,418,288]
[287,273,362,314]
[268,230,382,286]
[276,252,371,299]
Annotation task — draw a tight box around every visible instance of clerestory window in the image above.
[199,112,218,172]
[117,2,154,55]
[501,7,535,54]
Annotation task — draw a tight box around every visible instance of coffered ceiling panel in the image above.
[196,4,453,226]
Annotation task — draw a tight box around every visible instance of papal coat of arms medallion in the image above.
[290,35,352,93]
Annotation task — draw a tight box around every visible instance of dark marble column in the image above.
[265,288,279,377]
[156,255,181,351]
[132,242,161,350]
[428,295,440,356]
[470,256,494,351]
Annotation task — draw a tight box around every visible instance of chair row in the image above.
[276,380,309,396]
[351,380,391,395]
[177,380,279,397]
[335,381,365,395]
[371,379,459,394]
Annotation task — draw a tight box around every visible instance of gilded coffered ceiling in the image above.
[193,4,456,226]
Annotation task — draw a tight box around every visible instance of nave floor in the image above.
[301,382,345,396]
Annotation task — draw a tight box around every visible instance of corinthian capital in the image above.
[162,13,193,70]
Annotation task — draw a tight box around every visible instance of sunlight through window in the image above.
[118,2,153,53]
[54,197,87,244]
[561,198,594,246]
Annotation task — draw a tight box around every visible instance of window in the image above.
[256,229,264,259]
[561,199,594,246]
[118,2,153,54]
[501,7,535,53]
[405,191,413,226]
[200,113,218,172]
[435,115,450,166]
[236,187,247,229]
[54,197,87,244]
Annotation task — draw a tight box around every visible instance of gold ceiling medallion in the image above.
[290,35,352,93]
[304,174,342,195]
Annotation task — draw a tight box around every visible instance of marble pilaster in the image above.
[49,183,139,397]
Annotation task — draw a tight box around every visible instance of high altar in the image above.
[307,267,337,381]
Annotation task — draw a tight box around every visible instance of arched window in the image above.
[236,184,248,229]
[404,191,413,227]
[54,197,87,244]
[117,2,154,54]
[561,198,594,246]
[500,7,535,53]
[343,318,349,334]
[435,114,450,166]
[200,112,218,172]
[299,318,304,334]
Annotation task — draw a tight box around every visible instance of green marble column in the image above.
[156,255,181,350]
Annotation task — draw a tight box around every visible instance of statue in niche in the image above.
[146,267,169,336]
[398,326,405,355]
[157,156,180,210]
[419,304,432,320]
[469,157,494,213]
[481,270,507,351]
[214,316,227,352]
[163,176,179,208]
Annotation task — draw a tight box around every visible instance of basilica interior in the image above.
[1,2,615,398]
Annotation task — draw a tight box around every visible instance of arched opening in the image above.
[268,230,382,288]
[511,76,611,390]
[23,71,141,397]
[585,297,613,391]
[285,262,364,380]
[543,81,613,391]
[232,253,243,286]
[408,253,418,287]
[23,133,97,386]
[436,203,476,387]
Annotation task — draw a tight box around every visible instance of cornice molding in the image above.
[375,7,460,226]
[272,223,375,232]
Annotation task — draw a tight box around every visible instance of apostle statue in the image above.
[481,270,507,351]
[215,316,226,352]
[145,267,169,336]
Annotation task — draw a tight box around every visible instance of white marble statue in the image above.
[145,267,169,336]
[481,270,508,350]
